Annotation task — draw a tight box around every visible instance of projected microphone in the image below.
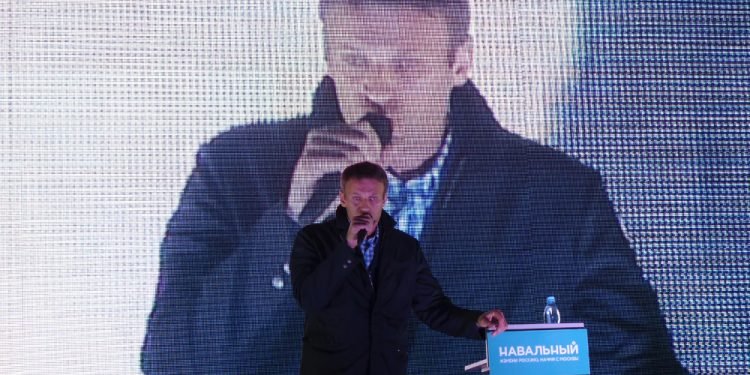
[297,114,393,225]
[363,112,392,147]
[297,171,339,225]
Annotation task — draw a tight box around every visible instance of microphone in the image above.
[356,229,367,246]
[363,112,392,147]
[297,114,392,225]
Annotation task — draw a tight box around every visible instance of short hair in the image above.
[341,161,389,193]
[319,0,471,58]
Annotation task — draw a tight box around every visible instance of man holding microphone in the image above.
[290,161,506,375]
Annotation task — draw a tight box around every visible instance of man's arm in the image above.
[568,172,686,374]
[410,244,488,340]
[141,145,239,374]
[289,226,364,314]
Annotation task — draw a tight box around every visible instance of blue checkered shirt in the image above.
[384,133,452,240]
[359,226,379,270]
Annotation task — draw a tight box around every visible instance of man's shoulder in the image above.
[298,218,340,240]
[300,220,333,233]
[383,226,420,249]
[481,127,602,187]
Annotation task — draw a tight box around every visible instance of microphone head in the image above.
[363,112,392,146]
[357,228,367,243]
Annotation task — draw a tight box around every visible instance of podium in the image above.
[465,323,590,375]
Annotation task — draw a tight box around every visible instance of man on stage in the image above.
[290,161,507,374]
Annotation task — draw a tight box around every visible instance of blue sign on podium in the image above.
[466,323,590,375]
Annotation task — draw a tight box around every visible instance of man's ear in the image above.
[451,36,474,87]
[339,190,346,207]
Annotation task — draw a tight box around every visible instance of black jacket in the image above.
[290,206,483,375]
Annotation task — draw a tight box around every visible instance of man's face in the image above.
[339,177,387,232]
[323,4,472,150]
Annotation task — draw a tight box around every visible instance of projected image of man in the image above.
[142,1,686,374]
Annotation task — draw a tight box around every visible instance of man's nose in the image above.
[358,200,373,213]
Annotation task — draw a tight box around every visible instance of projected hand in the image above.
[287,120,381,224]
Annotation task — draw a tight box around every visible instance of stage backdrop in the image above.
[2,1,748,374]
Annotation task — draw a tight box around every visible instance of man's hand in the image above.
[287,120,382,225]
[346,213,376,249]
[477,309,508,336]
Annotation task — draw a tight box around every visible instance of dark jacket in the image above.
[142,77,686,374]
[290,206,484,375]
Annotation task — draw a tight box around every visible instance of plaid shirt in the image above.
[384,133,452,240]
[359,226,379,270]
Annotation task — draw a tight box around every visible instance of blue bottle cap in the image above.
[547,296,556,305]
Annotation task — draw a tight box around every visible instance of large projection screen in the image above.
[2,1,748,374]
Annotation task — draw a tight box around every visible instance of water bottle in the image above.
[543,296,561,324]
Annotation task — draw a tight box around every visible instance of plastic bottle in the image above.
[543,296,561,324]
